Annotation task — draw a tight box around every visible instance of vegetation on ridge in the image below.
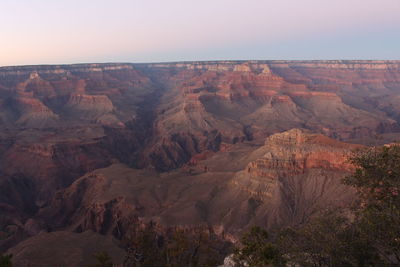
[0,254,12,267]
[233,145,400,266]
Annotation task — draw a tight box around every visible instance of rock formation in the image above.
[1,60,400,263]
[36,129,360,245]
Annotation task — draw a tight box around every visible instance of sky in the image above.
[1,0,400,66]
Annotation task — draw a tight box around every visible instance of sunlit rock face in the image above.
[231,129,361,227]
[1,60,400,253]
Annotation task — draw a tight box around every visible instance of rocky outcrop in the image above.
[13,96,59,127]
[64,94,119,124]
[231,129,361,226]
[65,94,114,113]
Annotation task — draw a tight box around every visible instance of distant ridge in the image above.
[2,59,400,71]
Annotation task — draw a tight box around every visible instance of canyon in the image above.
[1,60,400,265]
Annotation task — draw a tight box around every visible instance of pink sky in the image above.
[1,0,400,66]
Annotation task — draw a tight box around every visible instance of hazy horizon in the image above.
[3,59,400,69]
[2,0,400,66]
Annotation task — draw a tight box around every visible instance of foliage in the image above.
[233,226,282,267]
[277,211,379,267]
[0,254,12,267]
[123,223,164,266]
[344,145,400,208]
[344,145,400,263]
[86,251,113,267]
[122,223,225,267]
[233,214,379,267]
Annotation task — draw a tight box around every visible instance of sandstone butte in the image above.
[0,60,400,265]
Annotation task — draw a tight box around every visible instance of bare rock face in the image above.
[231,129,360,226]
[1,61,399,172]
[0,64,157,250]
[134,61,399,170]
[13,96,59,127]
[16,71,56,97]
[65,94,114,113]
[250,128,357,175]
[64,93,119,124]
[37,130,360,245]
